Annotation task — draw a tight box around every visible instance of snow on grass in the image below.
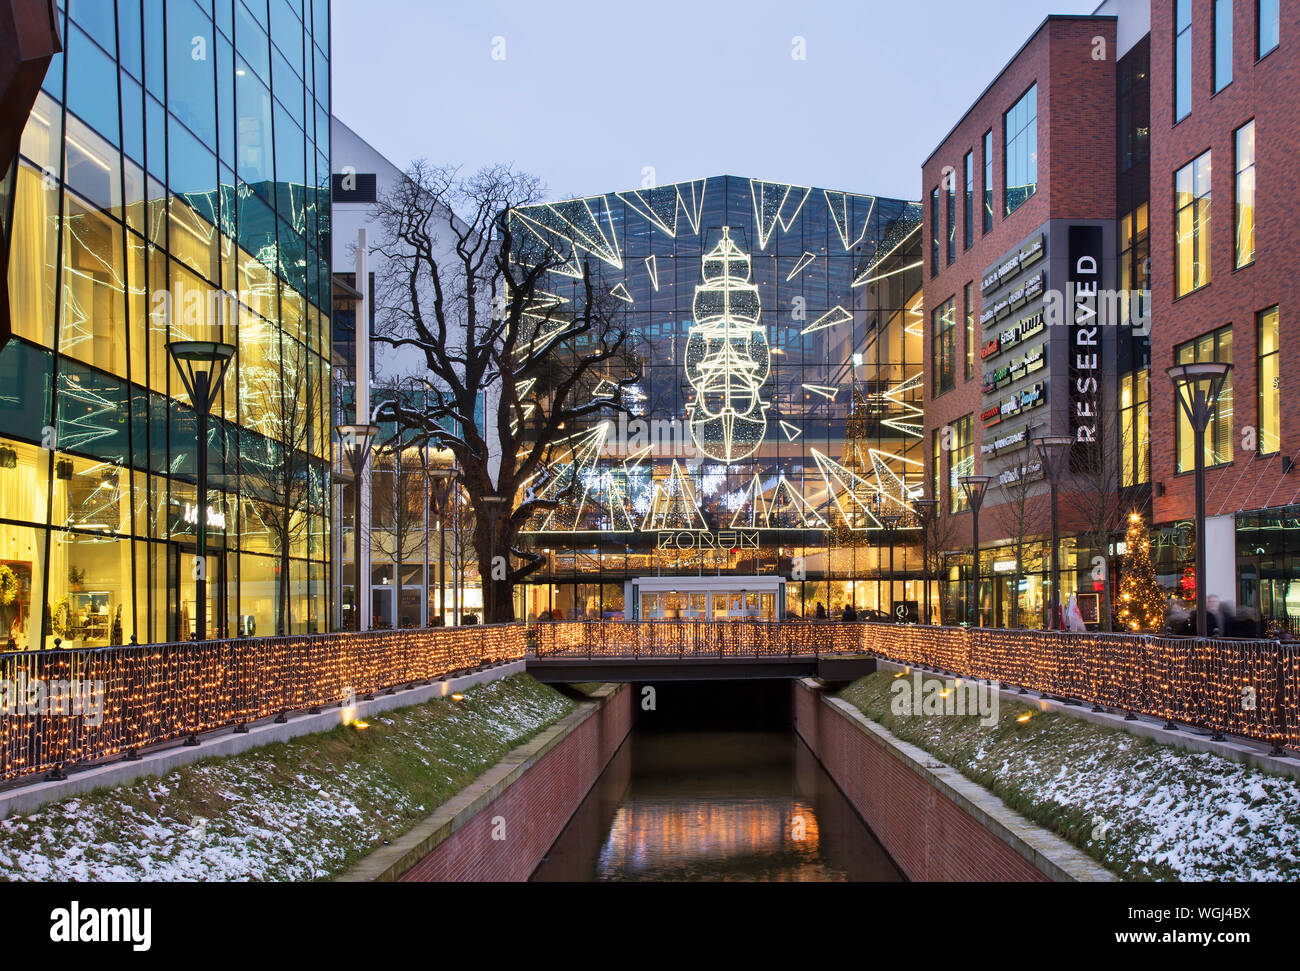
[840,673,1300,881]
[0,674,575,882]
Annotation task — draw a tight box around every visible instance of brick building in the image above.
[1147,0,1296,634]
[923,0,1295,635]
[922,13,1131,628]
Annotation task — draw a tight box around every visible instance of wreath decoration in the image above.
[51,597,74,640]
[0,565,17,605]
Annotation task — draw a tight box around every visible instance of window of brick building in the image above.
[963,151,974,250]
[1258,306,1280,455]
[964,283,975,381]
[1235,120,1256,268]
[1004,84,1037,216]
[1174,326,1233,472]
[1258,0,1280,59]
[948,415,974,514]
[932,297,956,396]
[1120,369,1151,486]
[930,186,940,277]
[1214,0,1233,92]
[1175,151,1212,296]
[1175,0,1192,119]
[982,130,994,233]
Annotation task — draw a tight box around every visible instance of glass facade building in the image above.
[509,176,924,621]
[0,0,333,649]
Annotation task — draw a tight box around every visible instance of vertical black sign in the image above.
[1068,225,1104,471]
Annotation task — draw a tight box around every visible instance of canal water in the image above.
[531,682,903,882]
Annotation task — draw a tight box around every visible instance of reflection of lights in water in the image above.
[597,799,823,878]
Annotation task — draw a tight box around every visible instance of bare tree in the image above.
[371,163,637,622]
[1070,405,1148,632]
[924,504,964,625]
[991,458,1045,628]
[240,332,321,635]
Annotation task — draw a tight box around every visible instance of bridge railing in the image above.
[531,619,870,659]
[529,620,1298,753]
[0,625,524,786]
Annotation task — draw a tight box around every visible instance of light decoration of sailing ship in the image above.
[684,227,770,463]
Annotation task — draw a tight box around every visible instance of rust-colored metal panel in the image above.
[0,0,61,352]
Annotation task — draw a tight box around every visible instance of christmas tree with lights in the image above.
[1117,512,1165,632]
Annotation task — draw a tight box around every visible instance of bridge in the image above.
[526,619,879,682]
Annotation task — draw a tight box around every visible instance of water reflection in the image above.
[533,731,902,882]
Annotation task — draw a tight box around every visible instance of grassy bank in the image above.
[0,674,576,882]
[838,671,1300,881]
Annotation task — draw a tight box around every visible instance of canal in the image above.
[531,681,903,882]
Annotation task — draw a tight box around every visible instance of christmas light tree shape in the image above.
[729,474,828,530]
[643,460,707,531]
[1117,512,1165,632]
[521,423,635,533]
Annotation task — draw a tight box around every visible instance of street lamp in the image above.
[336,423,379,632]
[913,498,938,624]
[1034,435,1074,631]
[958,474,993,628]
[167,340,236,641]
[479,496,510,624]
[1168,361,1233,638]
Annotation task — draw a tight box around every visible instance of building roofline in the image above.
[539,174,919,208]
[921,13,1118,169]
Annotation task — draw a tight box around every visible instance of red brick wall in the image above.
[1149,0,1300,523]
[399,687,633,882]
[922,16,1117,547]
[792,682,1047,882]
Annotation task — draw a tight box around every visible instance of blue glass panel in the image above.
[66,26,120,146]
[41,49,64,102]
[145,95,166,179]
[121,73,145,165]
[69,0,116,57]
[270,0,304,79]
[0,340,55,440]
[143,0,166,100]
[215,0,234,39]
[167,117,217,202]
[118,0,144,80]
[167,0,218,145]
[216,36,236,171]
[235,0,271,83]
[235,63,274,191]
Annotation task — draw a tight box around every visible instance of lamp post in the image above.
[479,496,510,624]
[167,340,236,641]
[336,423,379,632]
[914,498,938,624]
[1034,435,1074,631]
[958,474,993,628]
[1168,361,1233,638]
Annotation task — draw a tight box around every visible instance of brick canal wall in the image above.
[343,684,633,883]
[792,679,1112,882]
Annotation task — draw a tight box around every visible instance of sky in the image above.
[331,0,1099,204]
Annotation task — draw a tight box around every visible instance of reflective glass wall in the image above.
[0,0,332,648]
[510,177,925,620]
